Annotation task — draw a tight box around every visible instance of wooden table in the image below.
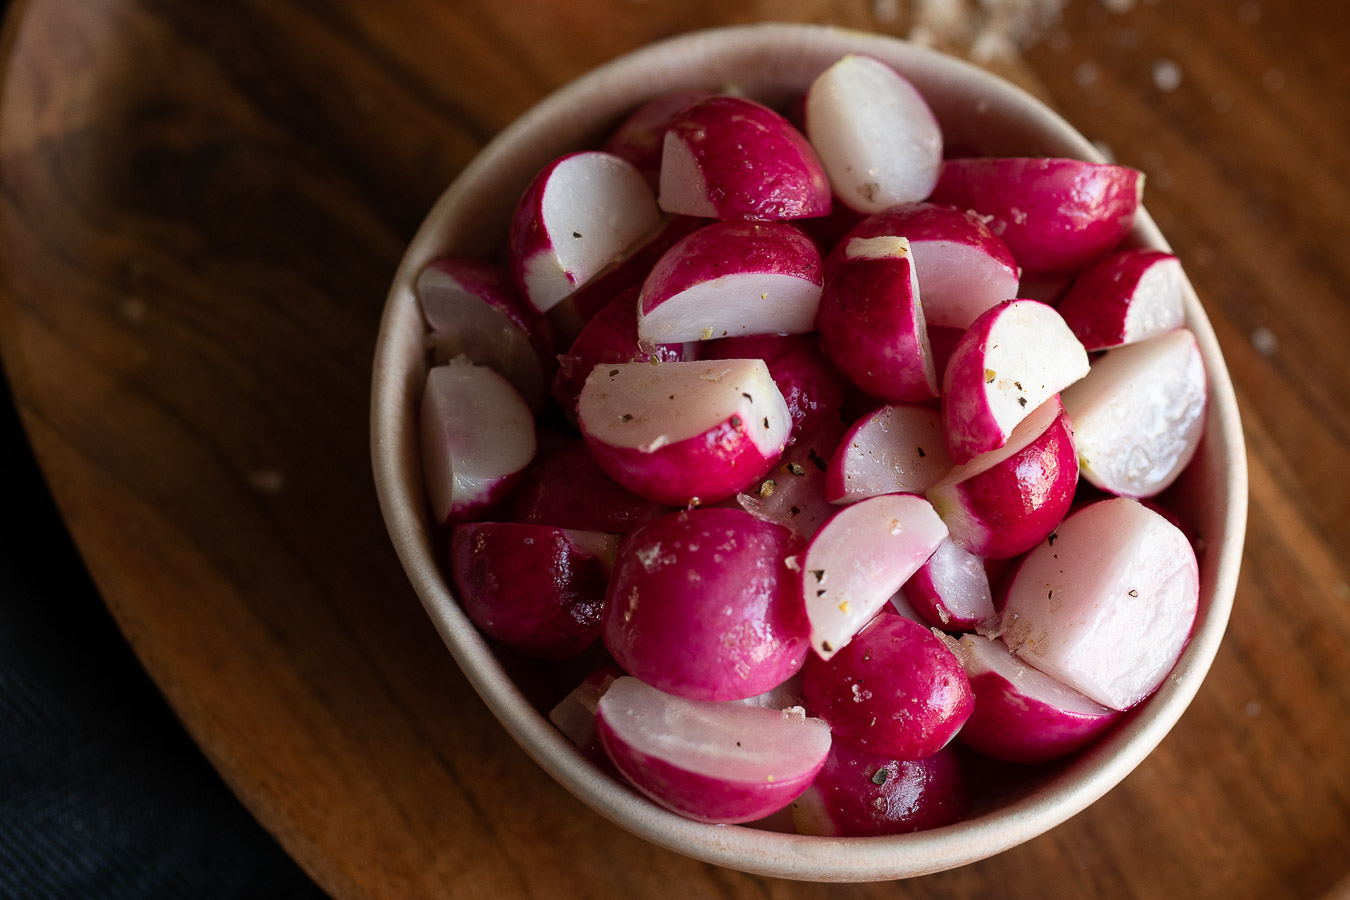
[2,1,1348,897]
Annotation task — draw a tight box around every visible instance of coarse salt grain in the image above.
[1152,59,1182,92]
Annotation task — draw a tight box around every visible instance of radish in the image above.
[509,438,670,533]
[450,523,616,660]
[791,743,969,836]
[509,151,662,313]
[1056,249,1187,351]
[927,396,1078,558]
[902,538,995,631]
[1001,498,1200,711]
[941,300,1090,464]
[929,157,1143,274]
[736,414,847,539]
[802,493,948,660]
[802,614,974,760]
[735,672,807,711]
[421,358,537,525]
[703,333,847,444]
[952,634,1120,764]
[603,90,715,186]
[416,258,555,410]
[817,235,938,402]
[927,324,964,386]
[1061,328,1207,499]
[548,666,623,764]
[636,221,823,344]
[602,508,809,701]
[577,358,792,506]
[659,96,831,221]
[595,676,832,824]
[803,54,943,214]
[829,204,1020,329]
[825,403,951,504]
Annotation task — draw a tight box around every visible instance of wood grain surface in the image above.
[2,0,1348,897]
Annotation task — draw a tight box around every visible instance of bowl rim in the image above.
[371,22,1248,881]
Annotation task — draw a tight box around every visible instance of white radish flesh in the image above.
[902,539,995,631]
[1056,249,1187,351]
[825,403,951,504]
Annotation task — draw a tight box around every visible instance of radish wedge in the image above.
[802,493,948,659]
[595,677,832,824]
[603,90,715,184]
[702,333,847,444]
[902,538,995,631]
[737,415,847,540]
[508,438,669,533]
[1001,498,1200,711]
[791,743,969,836]
[826,403,951,504]
[549,667,623,764]
[1055,249,1187,351]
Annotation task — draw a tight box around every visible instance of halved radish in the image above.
[902,538,995,631]
[549,666,623,764]
[416,258,555,410]
[595,676,832,824]
[804,54,943,214]
[825,403,951,504]
[421,358,537,525]
[942,300,1090,464]
[636,221,823,344]
[817,236,937,402]
[1056,249,1187,351]
[509,438,670,533]
[929,157,1143,274]
[659,96,831,221]
[603,90,715,186]
[791,742,969,836]
[928,396,1078,558]
[736,414,847,539]
[952,634,1120,764]
[509,151,662,313]
[828,204,1020,329]
[802,493,948,659]
[1061,328,1207,498]
[577,359,792,506]
[702,333,847,444]
[1001,498,1200,711]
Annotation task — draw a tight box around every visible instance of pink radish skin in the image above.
[450,523,616,660]
[659,96,831,221]
[421,359,536,525]
[817,236,938,403]
[1001,498,1200,711]
[603,90,715,186]
[791,743,970,836]
[941,300,1090,464]
[952,634,1120,764]
[578,359,792,507]
[551,286,692,412]
[825,403,951,504]
[1056,249,1187,351]
[802,493,948,660]
[929,157,1143,274]
[548,666,624,764]
[736,415,847,539]
[927,325,964,387]
[928,396,1078,558]
[1061,328,1207,499]
[595,677,831,824]
[637,221,824,344]
[903,538,995,631]
[510,151,662,313]
[603,508,809,701]
[703,333,847,444]
[829,204,1020,330]
[804,54,943,214]
[509,438,669,533]
[802,614,974,760]
[416,258,556,409]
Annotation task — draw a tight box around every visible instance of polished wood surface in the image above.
[2,1,1348,897]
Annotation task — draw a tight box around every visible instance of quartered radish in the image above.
[702,333,847,444]
[510,151,662,313]
[927,396,1078,558]
[595,677,832,824]
[829,203,1021,329]
[929,157,1143,274]
[450,523,616,660]
[421,358,537,525]
[636,220,823,344]
[1055,249,1187,351]
[416,258,555,409]
[942,300,1090,464]
[804,54,943,214]
[802,493,948,659]
[549,666,623,764]
[1061,328,1207,498]
[659,96,831,221]
[817,235,937,402]
[509,438,669,533]
[952,634,1120,764]
[902,538,995,631]
[791,742,969,836]
[1001,498,1200,711]
[825,403,951,504]
[736,414,847,540]
[577,358,792,506]
[802,614,974,760]
[603,90,715,185]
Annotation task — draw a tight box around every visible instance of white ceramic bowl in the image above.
[371,23,1247,881]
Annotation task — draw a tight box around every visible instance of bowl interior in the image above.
[371,23,1247,881]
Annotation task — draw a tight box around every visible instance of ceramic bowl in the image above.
[371,23,1247,881]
